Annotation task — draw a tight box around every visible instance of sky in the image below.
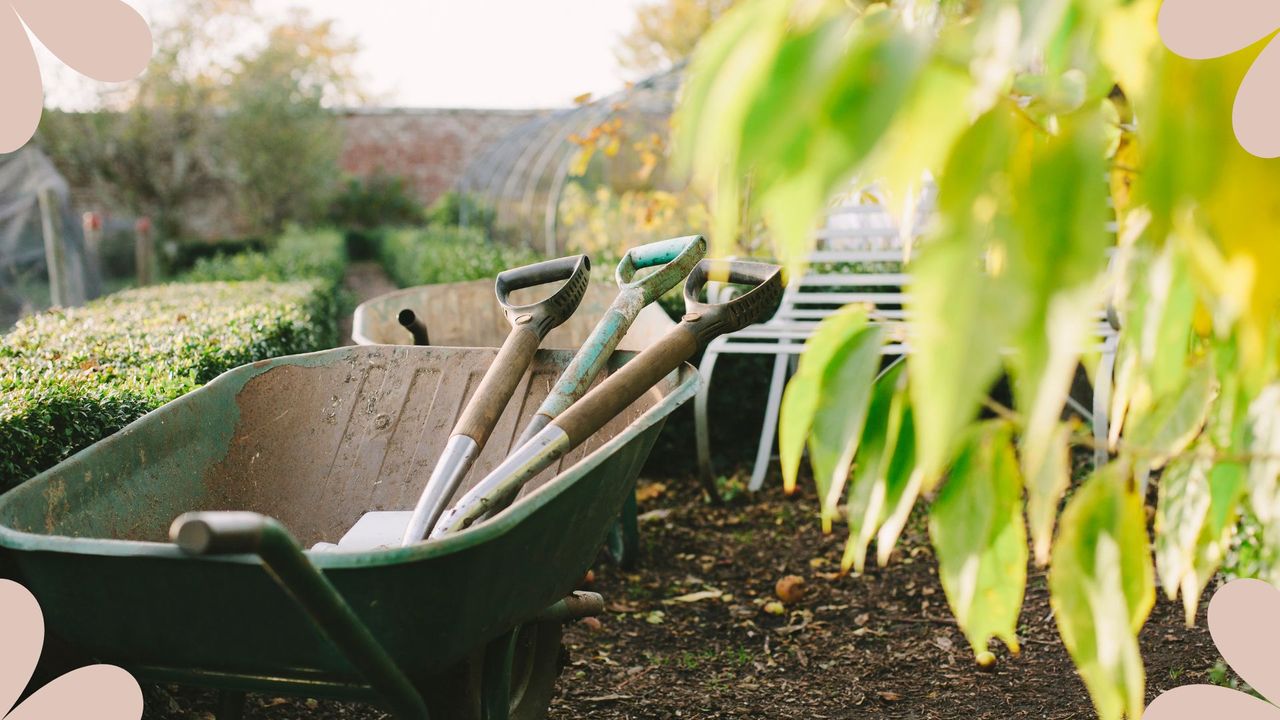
[38,0,647,110]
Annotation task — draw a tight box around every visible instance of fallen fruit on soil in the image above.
[763,601,786,615]
[775,574,806,603]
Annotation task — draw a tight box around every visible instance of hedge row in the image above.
[182,226,347,288]
[378,225,542,287]
[0,280,339,489]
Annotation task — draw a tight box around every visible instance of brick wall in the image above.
[338,108,543,206]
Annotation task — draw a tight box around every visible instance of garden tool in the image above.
[511,235,706,450]
[431,259,784,538]
[398,253,591,544]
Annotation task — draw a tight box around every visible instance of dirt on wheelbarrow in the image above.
[142,474,1222,720]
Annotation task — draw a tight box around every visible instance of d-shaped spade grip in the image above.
[682,259,785,349]
[431,258,784,537]
[495,254,592,338]
[615,235,707,303]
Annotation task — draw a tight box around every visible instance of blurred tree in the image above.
[221,9,359,234]
[616,0,740,74]
[38,0,361,241]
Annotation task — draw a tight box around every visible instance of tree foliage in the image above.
[675,0,1280,716]
[616,0,741,75]
[37,0,360,240]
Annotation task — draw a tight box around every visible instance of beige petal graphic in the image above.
[1158,0,1280,60]
[5,665,142,720]
[0,6,43,154]
[1143,684,1280,720]
[9,0,152,82]
[1235,35,1280,158]
[0,581,44,717]
[1209,579,1280,704]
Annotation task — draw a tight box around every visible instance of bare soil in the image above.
[338,261,398,345]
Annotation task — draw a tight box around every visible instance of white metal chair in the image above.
[694,202,1118,497]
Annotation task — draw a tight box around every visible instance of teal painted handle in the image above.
[510,236,707,450]
[616,235,707,304]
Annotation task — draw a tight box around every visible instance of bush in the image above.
[327,173,424,231]
[425,192,496,235]
[0,280,338,489]
[378,226,542,287]
[181,227,346,288]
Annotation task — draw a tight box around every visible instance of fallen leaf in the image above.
[635,482,667,502]
[663,589,723,605]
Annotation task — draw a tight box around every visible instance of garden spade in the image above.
[431,259,784,538]
[396,253,591,544]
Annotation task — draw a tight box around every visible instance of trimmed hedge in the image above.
[182,226,346,288]
[0,280,338,488]
[379,226,542,287]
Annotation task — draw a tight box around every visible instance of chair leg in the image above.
[749,352,792,492]
[695,347,722,497]
[1093,338,1117,468]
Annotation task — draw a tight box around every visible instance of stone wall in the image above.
[338,108,543,206]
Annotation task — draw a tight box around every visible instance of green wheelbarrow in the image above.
[0,345,692,719]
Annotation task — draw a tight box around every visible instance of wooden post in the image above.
[135,216,154,286]
[36,188,68,307]
[82,211,104,298]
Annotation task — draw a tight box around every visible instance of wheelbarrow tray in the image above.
[0,345,695,697]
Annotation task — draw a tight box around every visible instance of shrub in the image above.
[378,226,542,287]
[327,173,424,231]
[182,227,346,289]
[425,191,496,234]
[0,280,338,489]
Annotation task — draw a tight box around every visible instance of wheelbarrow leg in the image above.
[481,630,517,720]
[606,491,640,570]
[217,690,246,720]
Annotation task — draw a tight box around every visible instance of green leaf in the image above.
[1025,421,1071,566]
[1006,113,1111,494]
[842,360,907,573]
[1246,385,1280,524]
[908,107,1023,488]
[929,421,1027,657]
[807,323,886,531]
[778,305,872,495]
[1153,452,1211,604]
[1185,461,1246,624]
[1050,463,1154,720]
[1126,357,1217,472]
[874,403,921,567]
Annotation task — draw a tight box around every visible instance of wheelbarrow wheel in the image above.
[427,621,565,720]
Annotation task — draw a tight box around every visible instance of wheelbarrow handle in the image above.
[615,235,707,303]
[495,254,591,338]
[170,512,430,720]
[431,259,784,537]
[398,308,430,346]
